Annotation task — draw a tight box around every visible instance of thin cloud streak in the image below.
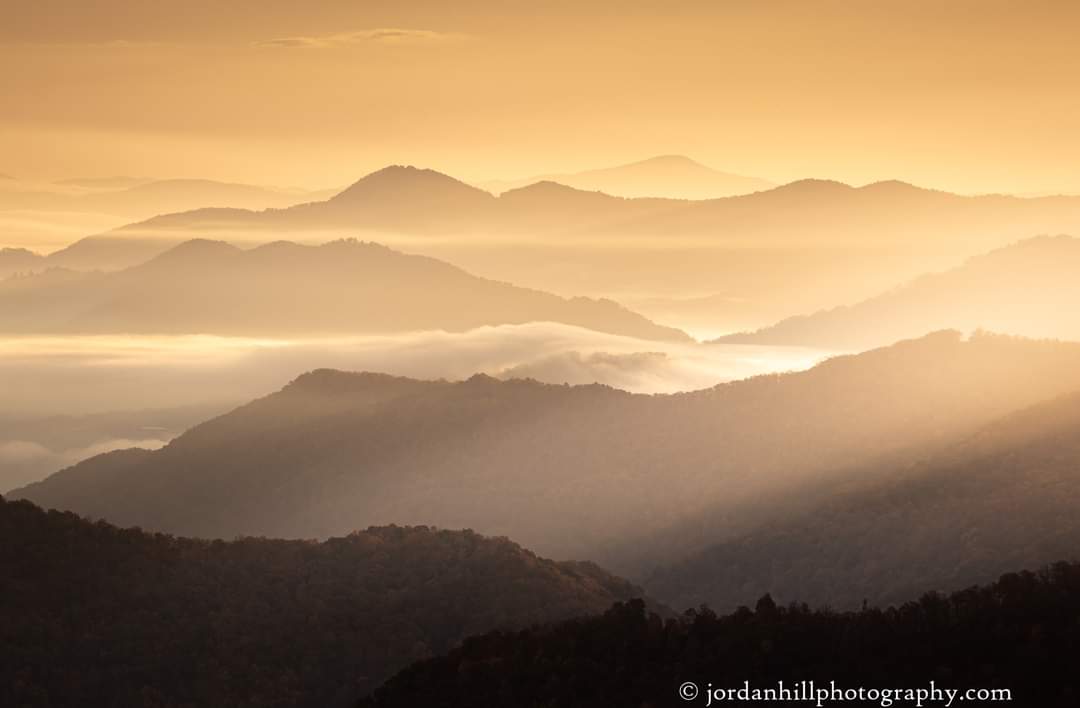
[253,28,464,49]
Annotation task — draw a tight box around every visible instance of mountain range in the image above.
[17,331,1080,579]
[10,165,1080,337]
[0,238,686,340]
[479,155,775,199]
[104,166,1080,248]
[0,496,646,707]
[716,235,1080,348]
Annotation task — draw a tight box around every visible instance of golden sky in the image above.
[3,0,1080,193]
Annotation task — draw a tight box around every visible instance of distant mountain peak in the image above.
[330,165,492,205]
[499,180,616,201]
[767,178,854,196]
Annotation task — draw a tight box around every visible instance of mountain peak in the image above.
[329,165,492,205]
[499,180,616,201]
[765,178,854,197]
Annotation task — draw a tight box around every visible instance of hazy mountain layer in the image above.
[645,390,1080,611]
[717,235,1080,348]
[15,166,1080,335]
[0,238,687,341]
[480,155,775,199]
[0,496,645,708]
[46,164,1080,335]
[17,332,1080,567]
[112,166,1080,249]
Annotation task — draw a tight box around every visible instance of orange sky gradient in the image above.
[3,0,1080,194]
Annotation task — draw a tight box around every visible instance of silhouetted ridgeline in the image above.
[0,497,646,708]
[361,564,1080,708]
[15,332,1080,572]
[0,238,687,341]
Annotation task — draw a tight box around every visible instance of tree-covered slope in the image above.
[0,497,645,708]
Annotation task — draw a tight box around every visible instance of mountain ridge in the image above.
[17,331,1080,567]
[0,237,688,341]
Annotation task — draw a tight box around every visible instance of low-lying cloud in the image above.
[0,323,832,418]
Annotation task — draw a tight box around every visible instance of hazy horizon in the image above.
[5,2,1080,195]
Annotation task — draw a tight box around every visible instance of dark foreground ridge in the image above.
[0,496,646,708]
[362,562,1080,708]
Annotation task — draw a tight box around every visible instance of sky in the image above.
[3,0,1080,193]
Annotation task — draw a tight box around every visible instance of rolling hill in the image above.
[0,496,646,708]
[716,235,1080,348]
[0,238,687,341]
[16,331,1080,568]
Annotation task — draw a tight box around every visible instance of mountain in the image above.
[481,155,776,199]
[0,238,688,341]
[17,331,1080,567]
[107,167,1080,248]
[645,390,1080,612]
[716,235,1080,348]
[21,166,1080,337]
[361,565,1080,708]
[0,496,646,708]
[85,167,1080,336]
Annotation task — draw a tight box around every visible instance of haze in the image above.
[4,1,1080,198]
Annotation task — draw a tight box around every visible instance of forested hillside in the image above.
[0,497,645,708]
